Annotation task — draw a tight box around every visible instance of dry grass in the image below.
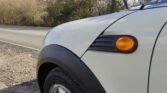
[0,0,45,26]
[0,41,40,93]
[0,0,124,27]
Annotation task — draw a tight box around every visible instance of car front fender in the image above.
[44,11,135,57]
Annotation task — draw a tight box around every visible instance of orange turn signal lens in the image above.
[116,36,136,53]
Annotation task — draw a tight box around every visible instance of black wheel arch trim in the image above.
[37,44,106,93]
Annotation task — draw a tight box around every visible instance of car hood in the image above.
[45,11,135,57]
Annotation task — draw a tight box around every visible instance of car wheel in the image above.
[43,68,83,93]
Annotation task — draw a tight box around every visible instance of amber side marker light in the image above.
[116,36,137,53]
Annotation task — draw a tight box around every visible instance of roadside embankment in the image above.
[0,41,40,93]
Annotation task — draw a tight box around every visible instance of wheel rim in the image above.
[49,84,71,93]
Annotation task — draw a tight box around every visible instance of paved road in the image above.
[0,25,51,51]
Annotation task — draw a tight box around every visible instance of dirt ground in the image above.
[0,41,40,93]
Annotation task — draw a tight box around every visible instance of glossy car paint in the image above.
[149,24,167,93]
[82,7,167,93]
[44,11,134,57]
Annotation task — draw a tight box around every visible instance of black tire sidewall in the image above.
[43,68,83,93]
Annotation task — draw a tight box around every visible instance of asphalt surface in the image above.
[0,25,51,93]
[0,25,51,50]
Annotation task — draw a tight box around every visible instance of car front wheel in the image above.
[43,68,83,93]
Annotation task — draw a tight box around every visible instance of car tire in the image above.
[43,68,83,93]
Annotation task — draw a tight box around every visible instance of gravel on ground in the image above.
[0,41,40,93]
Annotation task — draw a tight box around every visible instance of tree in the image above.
[46,0,125,26]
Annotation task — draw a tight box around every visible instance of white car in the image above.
[37,1,167,93]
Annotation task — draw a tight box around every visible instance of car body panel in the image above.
[149,24,167,93]
[37,44,106,93]
[130,2,167,10]
[82,7,167,93]
[144,2,167,9]
[44,11,134,57]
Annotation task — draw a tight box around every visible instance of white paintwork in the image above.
[149,25,167,93]
[82,7,167,93]
[45,11,133,57]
